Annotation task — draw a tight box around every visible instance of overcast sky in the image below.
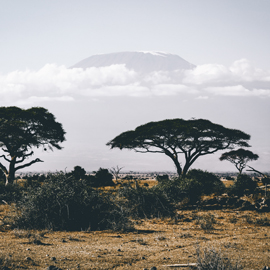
[0,0,269,174]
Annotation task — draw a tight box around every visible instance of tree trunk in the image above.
[182,164,190,178]
[165,152,182,177]
[5,157,16,185]
[182,156,198,178]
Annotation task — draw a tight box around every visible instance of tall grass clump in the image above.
[196,245,242,270]
[195,213,217,231]
[14,172,132,231]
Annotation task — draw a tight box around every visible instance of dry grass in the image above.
[1,203,270,270]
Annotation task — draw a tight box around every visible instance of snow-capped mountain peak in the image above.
[71,51,195,73]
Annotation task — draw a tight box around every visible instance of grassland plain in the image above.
[1,178,270,270]
[1,204,270,270]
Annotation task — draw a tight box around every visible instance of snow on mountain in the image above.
[71,51,195,73]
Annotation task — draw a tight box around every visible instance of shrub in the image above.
[14,173,132,231]
[0,182,23,203]
[155,176,204,205]
[230,174,257,196]
[156,174,169,182]
[118,184,175,219]
[255,216,270,226]
[178,177,203,204]
[154,177,187,204]
[85,168,114,187]
[196,245,242,270]
[195,213,217,231]
[186,169,225,195]
[95,168,114,186]
[23,173,48,188]
[154,170,225,206]
[71,165,86,180]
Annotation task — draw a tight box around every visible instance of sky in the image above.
[0,0,270,174]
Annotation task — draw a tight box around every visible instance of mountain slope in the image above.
[71,51,195,73]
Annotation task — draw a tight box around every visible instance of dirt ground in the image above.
[1,203,270,270]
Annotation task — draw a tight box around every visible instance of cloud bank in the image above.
[1,59,270,105]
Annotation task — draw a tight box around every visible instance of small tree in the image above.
[95,168,114,186]
[86,168,115,187]
[110,165,124,182]
[71,165,86,180]
[0,106,66,185]
[219,148,259,174]
[107,118,251,177]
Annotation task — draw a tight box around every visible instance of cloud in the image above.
[151,84,198,96]
[183,63,232,84]
[1,59,270,105]
[80,84,151,97]
[196,95,209,100]
[205,85,270,97]
[16,96,75,105]
[230,59,270,81]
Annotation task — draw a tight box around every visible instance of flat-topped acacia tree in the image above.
[219,148,259,174]
[106,118,251,177]
[0,106,66,185]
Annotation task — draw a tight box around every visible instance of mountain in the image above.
[71,51,195,73]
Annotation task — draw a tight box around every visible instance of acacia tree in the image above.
[219,148,259,174]
[0,106,66,185]
[106,118,251,177]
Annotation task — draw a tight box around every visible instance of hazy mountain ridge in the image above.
[71,51,196,73]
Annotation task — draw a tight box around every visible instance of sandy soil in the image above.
[1,205,270,270]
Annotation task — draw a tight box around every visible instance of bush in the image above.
[155,176,205,205]
[85,168,114,187]
[71,165,86,180]
[230,174,257,196]
[186,169,225,196]
[154,177,187,204]
[0,182,23,203]
[118,184,175,219]
[178,177,204,204]
[23,173,48,188]
[154,170,225,206]
[195,213,217,231]
[196,245,242,270]
[156,174,169,182]
[14,173,132,231]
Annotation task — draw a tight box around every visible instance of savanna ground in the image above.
[0,179,270,270]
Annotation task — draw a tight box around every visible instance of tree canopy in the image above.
[0,106,66,184]
[219,148,259,174]
[106,118,251,177]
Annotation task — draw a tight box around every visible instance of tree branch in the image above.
[16,151,34,164]
[15,158,44,171]
[0,154,11,163]
[247,165,267,177]
[134,149,164,154]
[0,161,8,174]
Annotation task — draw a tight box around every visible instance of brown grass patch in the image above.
[1,204,270,269]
